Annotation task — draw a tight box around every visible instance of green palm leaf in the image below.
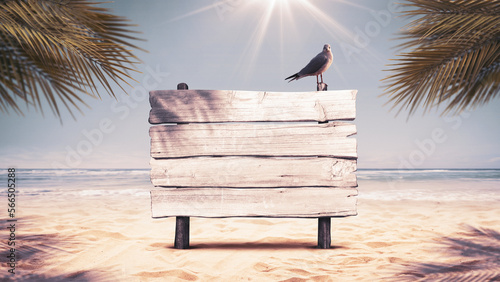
[0,0,145,119]
[382,0,500,117]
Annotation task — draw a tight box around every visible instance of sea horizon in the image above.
[3,168,499,202]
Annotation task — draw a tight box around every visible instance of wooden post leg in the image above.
[175,216,190,249]
[318,217,331,249]
[174,82,190,249]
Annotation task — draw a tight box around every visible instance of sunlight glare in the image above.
[240,0,361,83]
[164,0,377,86]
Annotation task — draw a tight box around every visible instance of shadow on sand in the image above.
[0,217,116,282]
[186,242,345,250]
[394,225,500,281]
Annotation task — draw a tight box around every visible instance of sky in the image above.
[1,0,499,169]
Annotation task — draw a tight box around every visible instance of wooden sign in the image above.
[149,88,358,248]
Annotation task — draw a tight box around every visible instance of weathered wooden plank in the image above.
[150,122,357,158]
[151,188,358,218]
[150,157,357,188]
[149,89,357,123]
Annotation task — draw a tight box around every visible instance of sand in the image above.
[2,184,500,281]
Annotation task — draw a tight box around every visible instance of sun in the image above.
[164,0,368,83]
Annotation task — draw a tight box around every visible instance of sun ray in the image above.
[237,0,277,81]
[295,0,355,43]
[298,0,386,67]
[163,3,220,24]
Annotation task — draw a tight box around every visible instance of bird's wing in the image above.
[298,53,328,76]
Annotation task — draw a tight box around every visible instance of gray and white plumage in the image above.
[285,44,333,84]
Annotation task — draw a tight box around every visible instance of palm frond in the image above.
[382,0,500,117]
[0,0,145,119]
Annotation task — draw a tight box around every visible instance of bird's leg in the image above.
[316,75,319,85]
[320,74,324,84]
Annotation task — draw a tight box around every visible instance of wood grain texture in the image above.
[149,89,357,123]
[150,122,357,158]
[151,188,358,218]
[150,157,357,188]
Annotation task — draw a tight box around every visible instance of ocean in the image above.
[357,169,500,202]
[3,168,500,201]
[4,169,152,198]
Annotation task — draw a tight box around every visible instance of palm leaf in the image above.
[0,0,145,119]
[382,0,500,117]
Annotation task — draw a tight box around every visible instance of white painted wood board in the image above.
[150,157,357,187]
[149,89,357,123]
[151,187,358,218]
[150,122,357,158]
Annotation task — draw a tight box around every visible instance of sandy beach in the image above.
[2,0,500,280]
[2,176,500,281]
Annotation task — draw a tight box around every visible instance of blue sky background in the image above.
[1,0,499,169]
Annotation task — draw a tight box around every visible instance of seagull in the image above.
[285,44,333,86]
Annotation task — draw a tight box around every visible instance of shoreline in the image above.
[2,184,499,281]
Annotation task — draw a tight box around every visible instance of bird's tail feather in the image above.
[285,73,299,82]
